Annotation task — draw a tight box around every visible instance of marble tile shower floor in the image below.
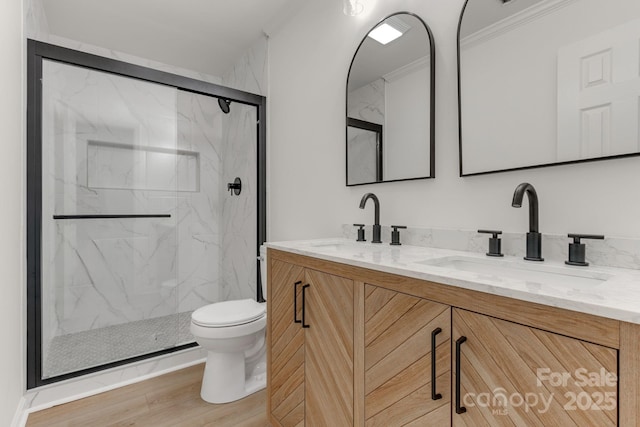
[43,311,194,379]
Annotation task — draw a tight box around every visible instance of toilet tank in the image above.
[259,245,267,300]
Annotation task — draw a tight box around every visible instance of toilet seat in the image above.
[192,299,266,328]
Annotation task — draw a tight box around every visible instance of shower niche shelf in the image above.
[87,140,200,193]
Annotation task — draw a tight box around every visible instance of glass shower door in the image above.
[173,92,259,328]
[40,59,184,379]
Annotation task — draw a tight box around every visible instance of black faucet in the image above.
[359,193,382,243]
[511,183,543,261]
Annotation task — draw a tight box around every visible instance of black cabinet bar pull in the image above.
[293,281,302,324]
[431,327,443,400]
[301,284,310,328]
[455,336,468,414]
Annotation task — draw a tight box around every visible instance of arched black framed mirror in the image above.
[458,0,640,176]
[346,12,436,186]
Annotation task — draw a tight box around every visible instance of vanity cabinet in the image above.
[267,249,635,426]
[452,308,618,426]
[364,285,451,426]
[268,258,354,427]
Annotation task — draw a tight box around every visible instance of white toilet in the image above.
[190,246,268,404]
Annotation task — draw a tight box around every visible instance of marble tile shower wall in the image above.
[219,105,258,302]
[220,36,265,302]
[222,35,267,96]
[177,91,224,312]
[348,78,385,124]
[42,61,227,338]
[342,225,640,270]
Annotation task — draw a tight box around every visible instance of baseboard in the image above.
[11,396,27,427]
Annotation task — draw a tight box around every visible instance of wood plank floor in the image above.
[26,364,269,427]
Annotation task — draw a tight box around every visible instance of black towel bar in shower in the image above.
[53,214,172,220]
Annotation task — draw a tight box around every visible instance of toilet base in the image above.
[200,350,266,404]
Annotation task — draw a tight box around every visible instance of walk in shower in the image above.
[27,41,266,388]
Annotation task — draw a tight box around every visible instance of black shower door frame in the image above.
[26,39,267,389]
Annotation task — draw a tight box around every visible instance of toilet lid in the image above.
[192,299,266,327]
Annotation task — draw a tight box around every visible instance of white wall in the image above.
[385,63,431,180]
[268,0,640,243]
[1,0,25,424]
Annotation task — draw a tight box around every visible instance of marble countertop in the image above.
[266,238,640,325]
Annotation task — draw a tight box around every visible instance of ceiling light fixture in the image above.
[343,0,364,16]
[367,17,411,45]
[368,23,402,44]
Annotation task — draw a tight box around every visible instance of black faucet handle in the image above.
[478,229,504,257]
[353,224,366,242]
[390,225,407,246]
[566,234,604,267]
[478,229,502,238]
[568,234,605,243]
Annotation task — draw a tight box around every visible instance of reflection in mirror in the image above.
[347,118,382,184]
[458,0,640,176]
[346,12,435,186]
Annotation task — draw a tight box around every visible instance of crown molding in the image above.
[461,0,578,50]
[383,55,429,83]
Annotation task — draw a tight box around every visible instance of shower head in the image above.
[218,98,231,114]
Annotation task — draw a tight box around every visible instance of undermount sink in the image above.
[416,256,612,287]
[309,241,350,250]
[308,240,379,252]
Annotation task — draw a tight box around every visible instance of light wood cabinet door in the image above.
[269,260,355,427]
[452,308,618,426]
[269,259,305,427]
[364,285,452,426]
[305,268,354,426]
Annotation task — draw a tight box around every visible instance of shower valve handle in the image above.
[227,177,242,196]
